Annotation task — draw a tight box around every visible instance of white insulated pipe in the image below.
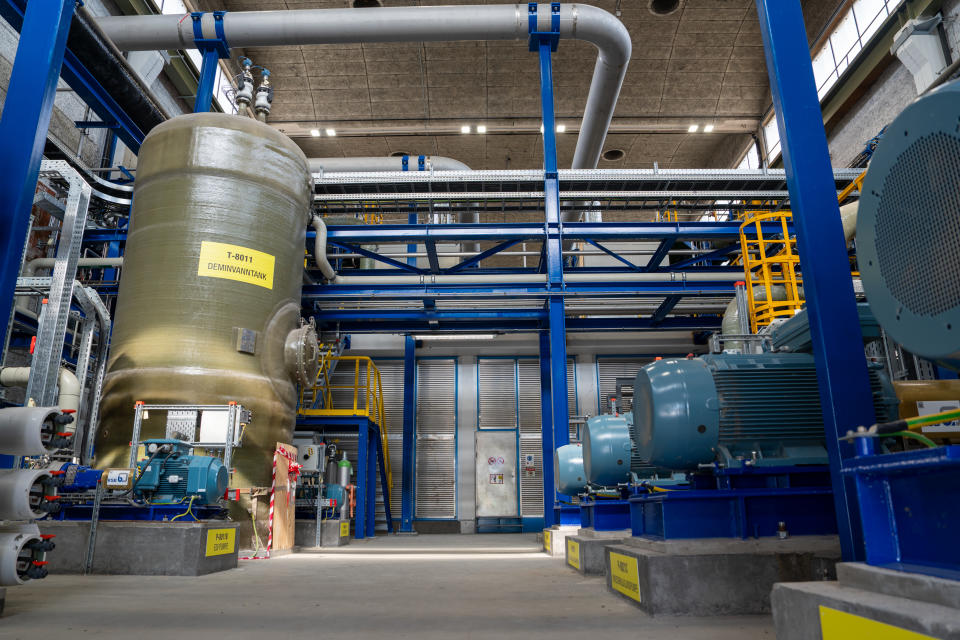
[25,257,124,276]
[311,216,337,282]
[328,272,743,286]
[95,4,631,173]
[309,156,481,253]
[308,156,470,174]
[0,367,81,414]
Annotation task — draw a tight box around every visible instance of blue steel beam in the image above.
[328,241,424,274]
[424,240,440,274]
[80,221,794,246]
[310,316,722,334]
[666,243,739,270]
[533,4,569,527]
[755,0,877,561]
[0,0,75,347]
[538,331,556,527]
[651,296,681,326]
[580,238,640,270]
[446,239,524,273]
[0,0,146,153]
[644,239,673,272]
[400,335,416,532]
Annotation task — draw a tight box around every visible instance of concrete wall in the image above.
[826,0,960,166]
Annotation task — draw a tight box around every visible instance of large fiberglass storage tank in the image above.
[95,113,317,493]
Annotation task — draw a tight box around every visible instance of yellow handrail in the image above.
[298,355,391,493]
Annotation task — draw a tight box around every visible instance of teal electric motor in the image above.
[631,353,899,470]
[555,443,586,494]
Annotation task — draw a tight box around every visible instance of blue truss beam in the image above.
[80,221,794,247]
[446,239,524,273]
[580,238,640,270]
[644,239,673,272]
[651,295,681,325]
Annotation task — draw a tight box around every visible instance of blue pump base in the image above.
[46,503,227,522]
[629,465,837,540]
[554,504,580,526]
[579,497,630,531]
[844,444,960,580]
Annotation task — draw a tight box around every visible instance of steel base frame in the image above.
[578,498,631,531]
[295,415,394,539]
[47,503,226,522]
[629,466,837,540]
[844,445,960,580]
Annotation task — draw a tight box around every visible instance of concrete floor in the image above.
[2,533,774,639]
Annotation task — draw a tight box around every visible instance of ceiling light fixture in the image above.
[476,125,487,134]
[310,129,321,137]
[703,124,714,133]
[461,125,471,134]
[556,124,566,133]
[688,124,699,133]
[326,128,337,136]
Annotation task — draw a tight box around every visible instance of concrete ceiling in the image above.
[222,0,842,170]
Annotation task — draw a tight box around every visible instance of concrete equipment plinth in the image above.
[565,528,630,575]
[294,518,351,547]
[541,525,578,557]
[38,520,239,576]
[773,562,960,639]
[603,535,840,615]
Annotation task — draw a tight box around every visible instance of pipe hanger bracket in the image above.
[191,11,231,59]
[528,2,560,52]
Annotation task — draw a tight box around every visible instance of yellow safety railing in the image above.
[298,356,391,492]
[738,209,804,332]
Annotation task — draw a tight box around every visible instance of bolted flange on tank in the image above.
[96,113,316,497]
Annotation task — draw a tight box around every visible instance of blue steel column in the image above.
[0,0,75,348]
[400,335,416,532]
[755,0,877,560]
[531,3,568,525]
[538,331,556,527]
[356,418,368,539]
[399,166,418,532]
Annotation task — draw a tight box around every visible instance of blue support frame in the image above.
[538,331,556,527]
[190,11,230,113]
[400,335,416,532]
[295,415,393,539]
[755,0,878,561]
[0,0,75,348]
[530,3,570,526]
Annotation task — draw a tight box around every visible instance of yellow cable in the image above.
[170,495,197,521]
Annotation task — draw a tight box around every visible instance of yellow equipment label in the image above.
[820,606,935,639]
[340,521,350,537]
[543,530,551,552]
[198,241,275,290]
[609,551,641,602]
[567,538,580,569]
[205,528,236,556]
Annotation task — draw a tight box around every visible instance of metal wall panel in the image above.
[416,358,457,519]
[478,359,517,429]
[596,357,654,414]
[516,358,576,517]
[475,430,519,517]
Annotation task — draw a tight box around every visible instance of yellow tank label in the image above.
[205,528,236,556]
[340,521,350,537]
[609,551,641,602]
[543,529,551,552]
[820,606,935,639]
[567,538,580,569]
[198,241,275,290]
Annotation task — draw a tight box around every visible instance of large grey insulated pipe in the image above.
[309,156,480,253]
[95,4,631,173]
[308,156,470,174]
